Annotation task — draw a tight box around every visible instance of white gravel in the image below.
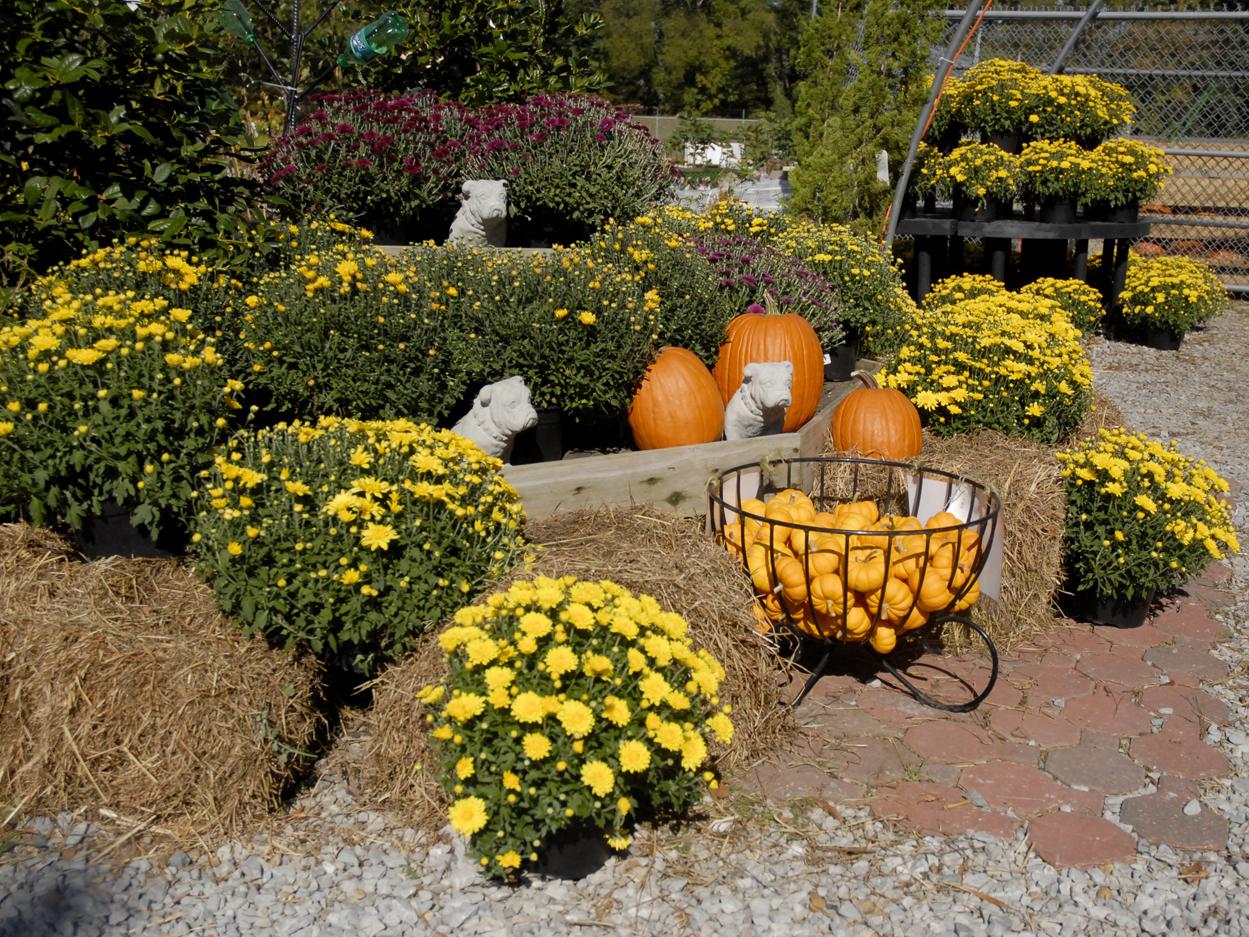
[2,304,1247,937]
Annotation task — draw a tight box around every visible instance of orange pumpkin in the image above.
[830,370,923,461]
[628,347,724,449]
[712,296,823,433]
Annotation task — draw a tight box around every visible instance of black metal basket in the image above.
[708,455,1003,710]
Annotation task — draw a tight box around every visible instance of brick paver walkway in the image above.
[737,561,1237,868]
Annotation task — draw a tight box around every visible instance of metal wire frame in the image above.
[707,456,1002,710]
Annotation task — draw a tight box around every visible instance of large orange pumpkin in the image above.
[628,346,725,449]
[831,370,923,460]
[712,296,823,433]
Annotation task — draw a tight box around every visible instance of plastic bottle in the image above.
[337,12,409,66]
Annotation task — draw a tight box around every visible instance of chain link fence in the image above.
[942,5,1249,293]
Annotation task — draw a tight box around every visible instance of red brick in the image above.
[820,737,939,786]
[980,678,1025,709]
[1043,736,1147,795]
[744,760,868,803]
[1138,684,1231,728]
[1059,627,1115,656]
[1130,723,1229,780]
[1062,691,1154,736]
[1195,561,1233,586]
[959,762,1104,817]
[1144,639,1230,687]
[1007,662,1095,702]
[801,702,909,740]
[989,708,1082,750]
[1027,813,1138,868]
[854,685,943,724]
[1119,792,1228,851]
[872,782,1020,840]
[905,721,999,764]
[1152,602,1230,642]
[1075,647,1163,689]
[1094,622,1175,650]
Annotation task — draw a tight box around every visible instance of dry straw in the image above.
[0,523,323,844]
[339,505,797,831]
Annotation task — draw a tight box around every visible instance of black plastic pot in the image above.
[534,825,612,880]
[1039,197,1078,225]
[76,500,185,559]
[823,333,860,382]
[1059,586,1155,628]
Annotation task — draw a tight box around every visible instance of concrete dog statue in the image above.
[451,376,538,462]
[448,179,508,247]
[723,361,793,440]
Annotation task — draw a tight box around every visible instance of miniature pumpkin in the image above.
[712,294,824,432]
[628,347,725,450]
[830,370,923,461]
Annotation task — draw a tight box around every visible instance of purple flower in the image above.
[270,165,298,183]
[598,117,616,132]
[334,122,355,134]
[746,303,766,314]
[739,275,758,287]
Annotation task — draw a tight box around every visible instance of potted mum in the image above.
[1112,255,1226,349]
[192,417,528,676]
[0,243,234,554]
[1056,428,1238,627]
[1017,140,1096,223]
[940,143,1019,222]
[948,58,1044,151]
[419,576,732,881]
[1083,138,1171,223]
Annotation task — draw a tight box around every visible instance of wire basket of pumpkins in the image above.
[707,455,1002,710]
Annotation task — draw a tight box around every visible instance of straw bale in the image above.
[0,523,323,842]
[339,506,796,830]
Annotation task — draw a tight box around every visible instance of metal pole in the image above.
[885,1,988,247]
[1049,0,1104,75]
[284,0,302,136]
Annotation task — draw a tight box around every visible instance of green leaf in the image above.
[152,162,172,184]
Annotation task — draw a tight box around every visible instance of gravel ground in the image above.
[2,304,1248,937]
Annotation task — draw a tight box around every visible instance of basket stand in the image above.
[788,615,999,711]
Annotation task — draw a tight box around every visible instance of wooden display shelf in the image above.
[503,362,880,520]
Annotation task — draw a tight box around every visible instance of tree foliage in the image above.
[1,0,258,296]
[789,0,943,232]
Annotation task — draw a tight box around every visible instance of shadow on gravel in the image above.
[0,857,118,937]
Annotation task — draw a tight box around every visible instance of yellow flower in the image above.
[65,348,104,366]
[416,684,445,704]
[0,422,13,437]
[511,691,547,723]
[360,523,399,551]
[557,699,595,738]
[651,720,684,752]
[465,638,500,667]
[496,850,521,870]
[601,695,630,726]
[455,756,475,779]
[544,645,578,680]
[445,693,486,723]
[578,312,597,326]
[520,612,552,639]
[706,711,734,744]
[502,770,521,791]
[227,541,243,556]
[448,796,488,836]
[553,307,570,319]
[639,671,671,706]
[484,665,515,691]
[618,739,651,773]
[522,732,551,760]
[680,730,708,771]
[580,760,614,797]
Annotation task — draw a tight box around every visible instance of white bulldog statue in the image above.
[723,361,793,440]
[451,375,538,462]
[448,179,508,247]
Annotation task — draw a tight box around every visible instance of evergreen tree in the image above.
[789,0,943,232]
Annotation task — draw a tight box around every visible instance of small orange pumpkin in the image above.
[712,294,824,432]
[830,370,923,461]
[628,347,724,450]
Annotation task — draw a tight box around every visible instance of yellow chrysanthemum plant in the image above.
[1116,254,1226,339]
[0,244,234,542]
[938,143,1019,210]
[191,417,527,675]
[1019,277,1105,336]
[1057,428,1239,603]
[419,576,733,880]
[1085,139,1170,211]
[1017,139,1096,204]
[881,292,1092,444]
[921,274,1007,311]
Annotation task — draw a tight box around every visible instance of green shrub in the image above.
[0,242,234,538]
[192,417,528,675]
[0,0,260,298]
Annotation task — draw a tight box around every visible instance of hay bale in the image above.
[0,523,323,841]
[339,506,796,830]
[914,430,1066,653]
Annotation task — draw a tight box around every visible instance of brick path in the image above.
[736,561,1237,868]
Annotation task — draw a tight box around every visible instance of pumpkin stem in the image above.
[762,291,780,316]
[850,369,881,390]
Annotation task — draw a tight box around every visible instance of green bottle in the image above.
[337,12,410,66]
